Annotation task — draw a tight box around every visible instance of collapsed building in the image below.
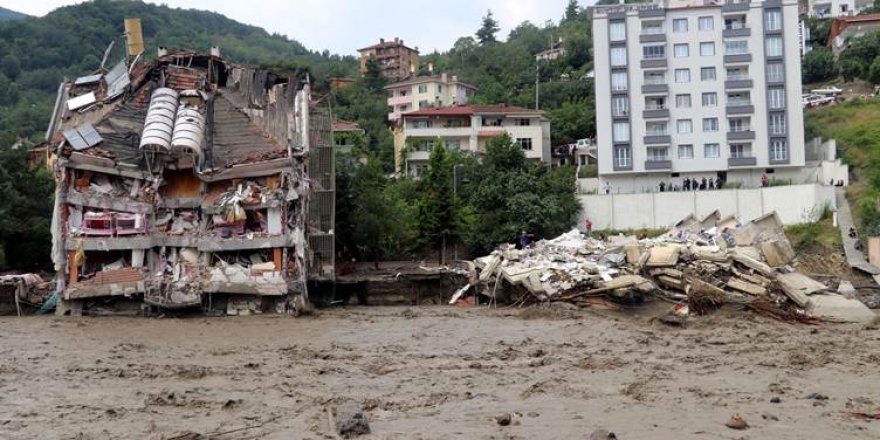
[43,49,335,315]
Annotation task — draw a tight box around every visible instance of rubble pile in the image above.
[473,212,876,324]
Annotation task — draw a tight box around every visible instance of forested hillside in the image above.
[0,0,358,147]
[0,6,27,21]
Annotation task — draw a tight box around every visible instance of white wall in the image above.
[579,183,835,230]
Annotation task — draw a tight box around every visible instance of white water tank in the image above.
[140,88,179,150]
[171,106,205,153]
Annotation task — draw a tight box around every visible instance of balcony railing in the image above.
[644,77,666,85]
[727,99,751,106]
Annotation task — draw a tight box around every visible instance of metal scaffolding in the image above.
[306,106,336,281]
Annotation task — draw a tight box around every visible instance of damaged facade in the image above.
[44,49,334,314]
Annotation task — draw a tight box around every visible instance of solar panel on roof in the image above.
[77,123,103,147]
[63,129,89,150]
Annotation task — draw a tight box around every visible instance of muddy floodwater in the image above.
[1,305,879,439]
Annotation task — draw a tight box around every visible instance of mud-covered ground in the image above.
[1,305,879,439]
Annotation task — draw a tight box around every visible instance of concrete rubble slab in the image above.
[808,294,877,324]
[762,239,796,268]
[776,272,827,308]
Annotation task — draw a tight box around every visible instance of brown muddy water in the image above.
[1,305,879,439]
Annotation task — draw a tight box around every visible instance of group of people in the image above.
[658,176,725,193]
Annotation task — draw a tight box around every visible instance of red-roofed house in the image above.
[829,13,880,52]
[398,105,551,176]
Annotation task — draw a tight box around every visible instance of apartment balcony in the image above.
[724,53,752,64]
[641,58,667,69]
[642,83,669,94]
[721,2,750,13]
[643,108,670,119]
[388,95,411,106]
[722,27,751,38]
[611,110,631,119]
[405,126,473,138]
[644,134,671,144]
[725,78,753,90]
[611,87,629,95]
[613,159,633,171]
[726,103,754,114]
[406,150,432,161]
[638,7,665,18]
[644,159,672,170]
[727,130,756,140]
[728,156,757,167]
[639,33,666,43]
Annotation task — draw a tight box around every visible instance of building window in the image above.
[699,16,714,31]
[614,146,632,167]
[769,113,786,135]
[674,43,689,58]
[418,85,428,93]
[445,139,461,150]
[646,96,666,110]
[418,100,430,109]
[518,118,531,126]
[767,63,784,82]
[702,92,718,107]
[727,91,751,106]
[727,67,748,80]
[704,143,721,158]
[701,67,716,81]
[771,139,788,161]
[675,68,691,83]
[765,36,783,57]
[703,118,719,132]
[610,20,626,41]
[612,96,629,117]
[764,10,782,32]
[412,139,433,152]
[700,42,715,56]
[642,21,663,35]
[613,122,630,142]
[768,87,785,109]
[482,117,502,127]
[611,71,628,91]
[725,40,748,55]
[647,147,668,161]
[643,44,666,59]
[677,119,693,134]
[399,90,408,97]
[411,119,432,129]
[730,143,751,158]
[675,94,691,108]
[678,144,694,159]
[728,117,750,132]
[673,18,688,33]
[516,138,533,151]
[611,47,627,66]
[644,71,666,84]
[646,121,668,135]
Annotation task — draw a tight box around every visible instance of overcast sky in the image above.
[1,0,588,55]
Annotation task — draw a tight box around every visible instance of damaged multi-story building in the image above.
[43,43,335,315]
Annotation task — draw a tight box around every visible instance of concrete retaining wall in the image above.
[580,184,835,230]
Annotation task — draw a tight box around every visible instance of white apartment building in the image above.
[592,0,805,193]
[807,0,869,18]
[385,73,478,122]
[397,105,551,176]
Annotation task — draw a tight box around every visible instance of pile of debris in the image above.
[472,212,876,324]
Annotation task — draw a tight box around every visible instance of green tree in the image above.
[415,142,459,262]
[362,57,386,93]
[0,54,20,80]
[868,55,880,85]
[476,10,500,45]
[564,0,580,22]
[802,47,837,83]
[840,57,865,82]
[0,146,54,270]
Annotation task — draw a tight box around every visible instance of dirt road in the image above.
[1,305,879,439]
